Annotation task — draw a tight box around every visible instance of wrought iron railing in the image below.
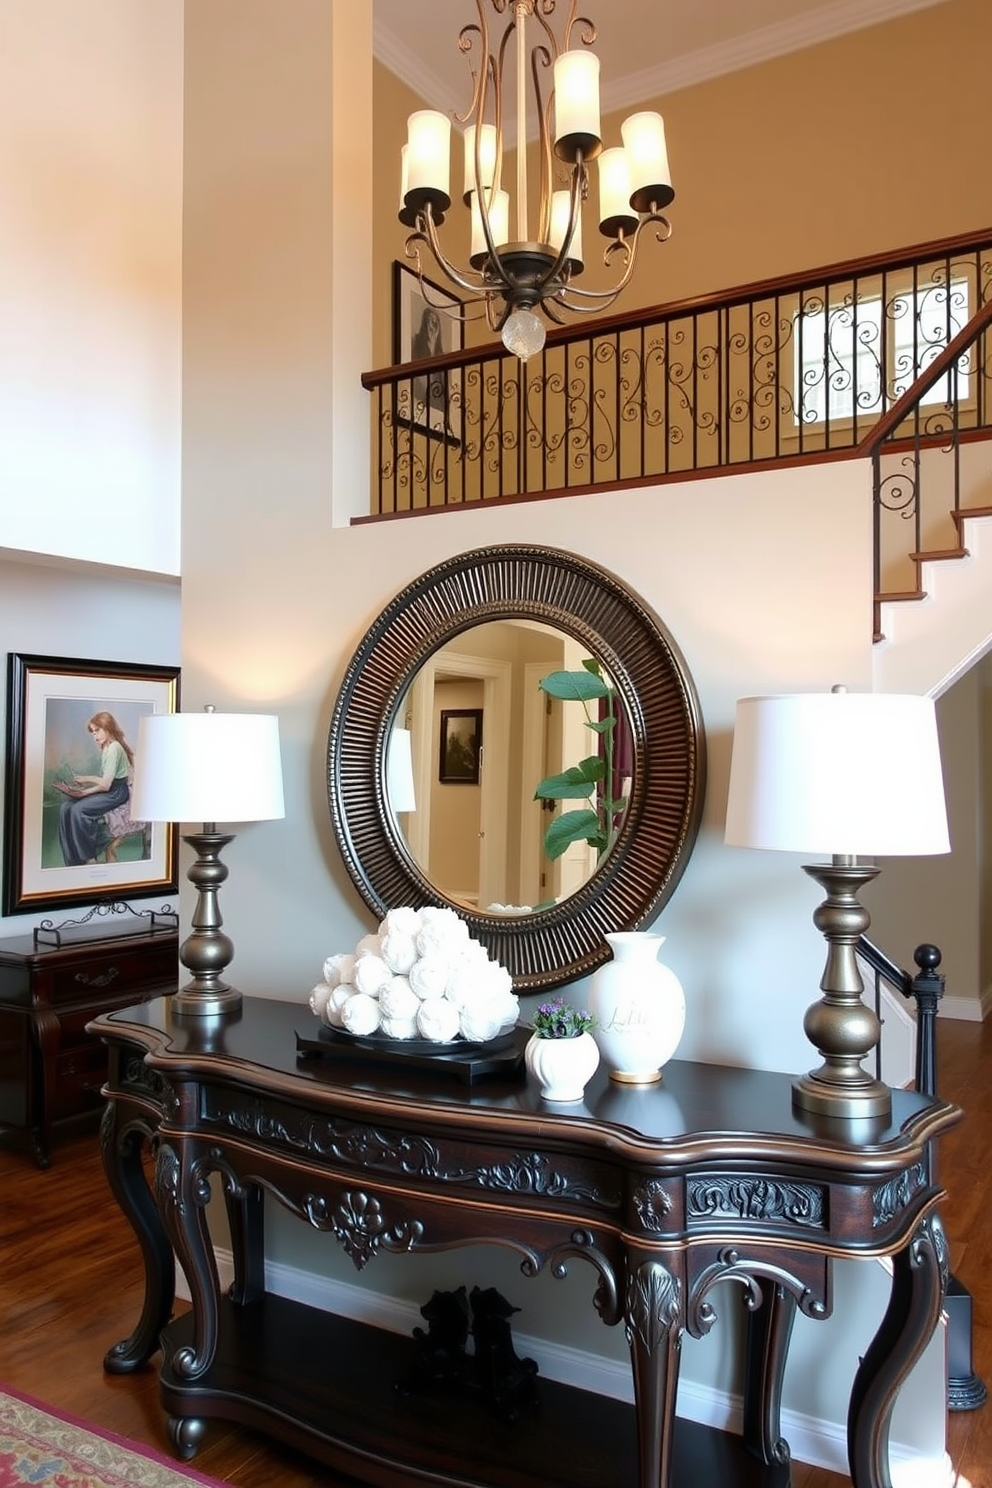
[860,295,992,638]
[362,228,992,521]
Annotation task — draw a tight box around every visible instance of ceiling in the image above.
[373,0,950,117]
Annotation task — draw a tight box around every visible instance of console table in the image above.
[0,920,178,1166]
[89,995,960,1488]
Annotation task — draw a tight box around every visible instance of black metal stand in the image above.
[33,900,179,950]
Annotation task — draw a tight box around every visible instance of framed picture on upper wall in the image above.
[2,654,181,916]
[392,260,464,445]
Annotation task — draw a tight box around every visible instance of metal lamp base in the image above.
[172,985,243,1019]
[792,1068,891,1119]
[172,828,242,1019]
[792,860,892,1121]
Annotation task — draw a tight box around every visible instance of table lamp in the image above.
[131,706,285,1018]
[724,686,949,1119]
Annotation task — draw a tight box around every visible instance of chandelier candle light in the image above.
[399,0,675,360]
[724,687,950,1120]
[131,707,285,1018]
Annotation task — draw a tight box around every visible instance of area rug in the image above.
[0,1383,226,1488]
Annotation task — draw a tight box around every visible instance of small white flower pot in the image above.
[524,1029,600,1102]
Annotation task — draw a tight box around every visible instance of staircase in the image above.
[869,294,992,694]
[875,504,992,695]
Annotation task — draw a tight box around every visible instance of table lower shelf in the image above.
[160,1294,792,1488]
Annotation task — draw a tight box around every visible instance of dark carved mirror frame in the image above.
[326,545,706,993]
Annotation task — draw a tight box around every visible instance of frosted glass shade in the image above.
[470,188,509,260]
[598,146,636,231]
[621,111,673,210]
[549,190,583,264]
[132,711,285,825]
[724,691,949,858]
[554,49,601,157]
[405,110,451,198]
[463,123,498,200]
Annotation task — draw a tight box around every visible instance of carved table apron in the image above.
[89,995,961,1488]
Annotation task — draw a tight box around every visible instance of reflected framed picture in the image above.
[393,260,463,445]
[2,653,181,916]
[439,708,483,785]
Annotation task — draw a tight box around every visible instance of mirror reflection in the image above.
[388,622,632,916]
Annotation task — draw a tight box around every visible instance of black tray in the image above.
[295,1022,527,1086]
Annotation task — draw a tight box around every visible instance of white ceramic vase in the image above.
[525,1029,600,1102]
[588,931,685,1084]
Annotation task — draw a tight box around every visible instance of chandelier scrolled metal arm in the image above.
[399,0,675,360]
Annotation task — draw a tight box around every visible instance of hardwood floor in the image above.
[1,1017,990,1488]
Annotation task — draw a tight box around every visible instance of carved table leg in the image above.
[625,1258,683,1488]
[743,1282,797,1466]
[847,1212,949,1488]
[155,1139,220,1390]
[99,1102,176,1373]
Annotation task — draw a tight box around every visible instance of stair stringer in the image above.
[874,510,992,698]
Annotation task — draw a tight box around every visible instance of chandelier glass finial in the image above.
[398,0,675,361]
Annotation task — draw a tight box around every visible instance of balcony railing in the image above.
[362,228,992,525]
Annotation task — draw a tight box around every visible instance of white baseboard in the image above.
[176,1247,951,1484]
[940,986,991,1022]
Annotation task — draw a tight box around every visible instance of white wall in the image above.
[0,0,182,576]
[0,554,181,939]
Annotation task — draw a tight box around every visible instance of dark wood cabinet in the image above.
[0,920,177,1166]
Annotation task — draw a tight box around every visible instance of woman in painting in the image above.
[412,304,452,433]
[53,711,134,866]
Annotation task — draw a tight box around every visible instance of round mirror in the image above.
[327,545,705,992]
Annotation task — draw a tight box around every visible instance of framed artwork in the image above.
[2,654,181,916]
[438,708,483,785]
[393,260,464,444]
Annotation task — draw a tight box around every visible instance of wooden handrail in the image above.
[857,294,992,457]
[364,227,992,388]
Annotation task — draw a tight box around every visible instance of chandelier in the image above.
[399,0,675,361]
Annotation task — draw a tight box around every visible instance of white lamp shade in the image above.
[724,691,950,858]
[598,145,635,226]
[132,711,285,825]
[549,190,582,262]
[470,188,510,259]
[621,111,672,197]
[405,110,451,198]
[554,49,601,146]
[463,123,499,198]
[386,728,417,814]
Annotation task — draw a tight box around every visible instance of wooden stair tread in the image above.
[951,505,992,529]
[910,547,969,563]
